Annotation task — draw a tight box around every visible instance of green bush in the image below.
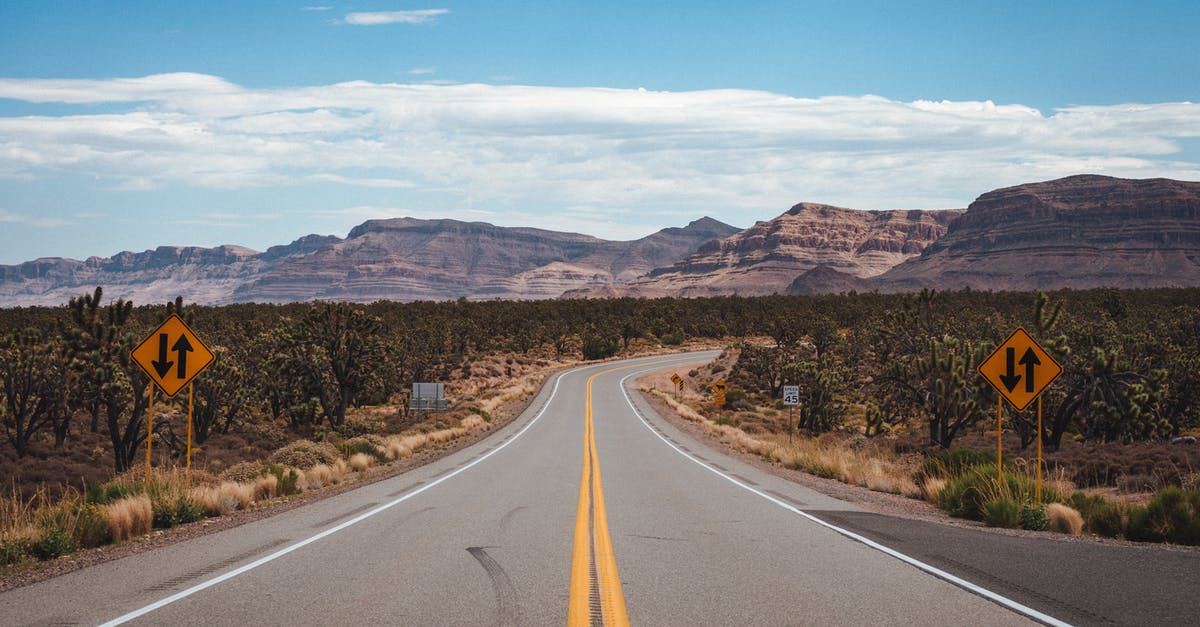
[1020,502,1049,531]
[983,498,1021,528]
[1127,486,1200,545]
[0,538,33,566]
[916,448,998,483]
[149,494,205,529]
[31,529,74,561]
[266,464,301,497]
[1069,492,1128,538]
[85,481,142,505]
[936,464,1053,521]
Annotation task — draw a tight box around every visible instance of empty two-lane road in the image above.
[3,352,1196,626]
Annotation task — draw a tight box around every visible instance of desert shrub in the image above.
[85,481,142,505]
[189,482,254,517]
[221,460,266,483]
[1116,474,1160,493]
[337,415,386,438]
[150,493,204,528]
[265,464,301,496]
[30,529,74,561]
[983,498,1021,528]
[1127,486,1200,545]
[268,440,341,470]
[916,448,998,483]
[1020,502,1049,531]
[0,537,33,565]
[1046,503,1084,535]
[36,499,111,549]
[340,437,388,464]
[1069,492,1128,538]
[661,328,686,346]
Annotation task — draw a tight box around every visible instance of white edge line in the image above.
[99,364,589,627]
[617,371,1072,627]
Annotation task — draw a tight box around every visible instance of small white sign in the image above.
[782,385,800,406]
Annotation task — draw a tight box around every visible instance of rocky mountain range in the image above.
[2,175,1198,307]
[0,217,739,306]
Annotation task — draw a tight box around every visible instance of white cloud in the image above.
[0,209,71,227]
[303,6,332,11]
[0,73,1197,218]
[341,10,448,26]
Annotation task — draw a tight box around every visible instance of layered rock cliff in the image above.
[873,175,1200,291]
[572,204,961,297]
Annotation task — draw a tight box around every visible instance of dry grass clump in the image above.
[921,477,948,502]
[300,464,334,490]
[478,377,539,416]
[1046,502,1084,535]
[105,495,153,542]
[460,414,488,431]
[384,438,414,460]
[189,482,255,516]
[427,427,468,444]
[252,473,278,500]
[348,453,374,472]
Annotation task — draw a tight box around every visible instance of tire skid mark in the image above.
[466,547,521,627]
[311,502,379,528]
[143,538,290,593]
[387,481,424,497]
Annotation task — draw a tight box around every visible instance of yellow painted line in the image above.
[568,357,702,626]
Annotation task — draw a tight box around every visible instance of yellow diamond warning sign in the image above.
[977,327,1062,412]
[131,314,216,397]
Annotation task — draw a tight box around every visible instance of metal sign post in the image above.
[132,314,215,484]
[782,385,800,443]
[978,327,1063,495]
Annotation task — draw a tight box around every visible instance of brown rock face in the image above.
[0,217,737,306]
[875,175,1200,291]
[583,204,960,297]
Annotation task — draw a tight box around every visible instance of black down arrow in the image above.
[999,347,1022,393]
[151,333,174,378]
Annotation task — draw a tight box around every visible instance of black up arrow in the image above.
[1019,347,1041,393]
[172,335,194,378]
[999,347,1022,393]
[151,333,174,378]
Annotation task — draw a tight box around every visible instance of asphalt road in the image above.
[2,352,1197,626]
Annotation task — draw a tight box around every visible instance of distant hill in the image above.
[0,217,739,306]
[566,204,960,298]
[866,175,1200,292]
[4,175,1199,307]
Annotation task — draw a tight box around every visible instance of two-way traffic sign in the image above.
[131,314,216,397]
[977,327,1062,411]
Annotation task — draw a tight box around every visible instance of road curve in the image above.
[1,352,1196,625]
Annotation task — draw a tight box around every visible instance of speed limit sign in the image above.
[782,385,800,406]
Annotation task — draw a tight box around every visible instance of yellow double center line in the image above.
[568,369,630,627]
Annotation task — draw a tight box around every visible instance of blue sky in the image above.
[1,1,1198,265]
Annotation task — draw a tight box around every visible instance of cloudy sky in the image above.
[1,2,1198,265]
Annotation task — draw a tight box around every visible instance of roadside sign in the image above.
[671,373,683,387]
[977,327,1062,411]
[712,379,727,405]
[131,314,216,397]
[782,385,800,407]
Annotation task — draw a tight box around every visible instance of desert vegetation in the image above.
[2,285,1200,570]
[640,286,1200,544]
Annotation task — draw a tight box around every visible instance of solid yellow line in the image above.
[568,357,699,625]
[566,403,592,626]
